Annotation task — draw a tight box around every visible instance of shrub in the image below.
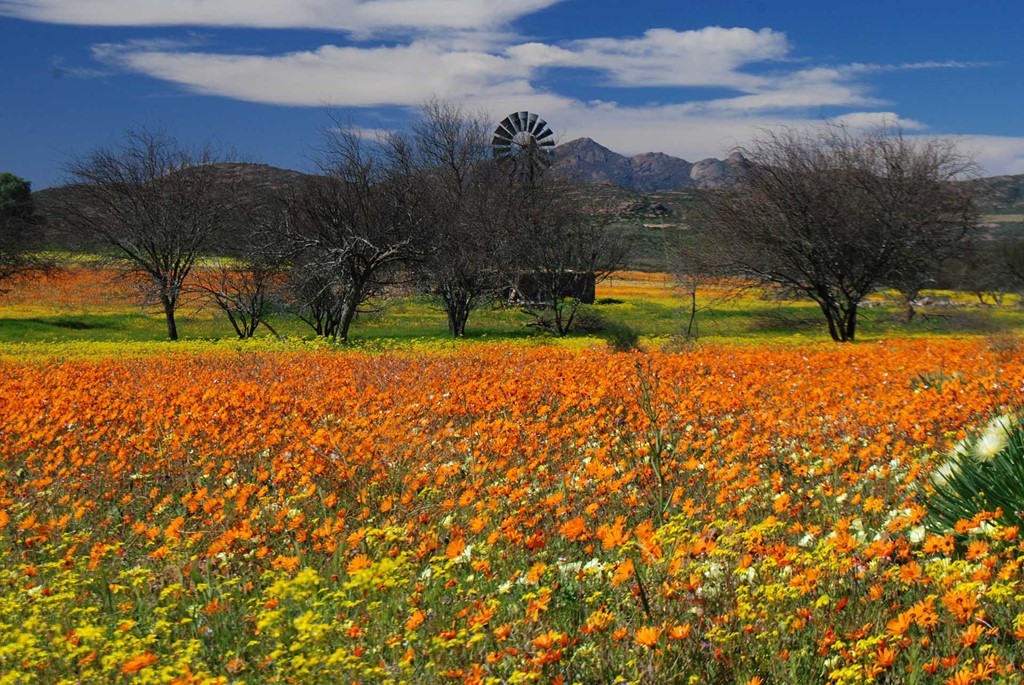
[604,320,642,353]
[926,410,1024,533]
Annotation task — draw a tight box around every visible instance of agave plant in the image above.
[926,411,1024,533]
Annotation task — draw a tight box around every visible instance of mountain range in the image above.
[32,138,1024,221]
[550,137,751,192]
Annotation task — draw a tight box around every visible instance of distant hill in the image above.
[32,163,314,249]
[550,137,750,192]
[30,150,1024,253]
[961,174,1024,214]
[33,162,311,214]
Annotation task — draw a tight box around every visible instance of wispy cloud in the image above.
[50,55,109,80]
[91,32,975,118]
[0,0,565,33]
[92,40,539,107]
[507,27,789,89]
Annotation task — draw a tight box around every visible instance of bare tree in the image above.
[61,128,237,340]
[403,100,515,336]
[277,121,428,342]
[192,254,281,338]
[668,236,749,339]
[512,180,629,335]
[697,125,978,341]
[191,201,285,339]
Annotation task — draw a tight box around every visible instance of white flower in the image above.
[931,460,960,489]
[970,521,999,538]
[973,414,1016,462]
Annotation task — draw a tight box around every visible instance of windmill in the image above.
[491,111,555,183]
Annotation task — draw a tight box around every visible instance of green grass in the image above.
[3,274,1024,351]
[0,298,1016,346]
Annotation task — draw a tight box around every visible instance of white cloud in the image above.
[93,33,965,116]
[842,60,988,74]
[93,41,538,107]
[944,135,1024,177]
[50,56,109,80]
[507,27,788,89]
[0,0,565,33]
[832,111,925,130]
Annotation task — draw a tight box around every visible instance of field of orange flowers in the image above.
[2,339,1024,683]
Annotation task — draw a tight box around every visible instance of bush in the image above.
[604,320,642,353]
[926,411,1024,534]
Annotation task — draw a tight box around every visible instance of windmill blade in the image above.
[498,117,516,136]
[491,110,556,169]
[493,129,514,145]
[516,111,530,132]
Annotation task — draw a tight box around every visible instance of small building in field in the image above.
[509,271,596,305]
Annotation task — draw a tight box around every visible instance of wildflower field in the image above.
[3,337,1024,684]
[4,264,1023,346]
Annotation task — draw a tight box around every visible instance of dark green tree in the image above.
[0,172,40,291]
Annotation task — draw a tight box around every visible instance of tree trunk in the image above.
[821,302,842,343]
[335,298,358,344]
[817,296,857,342]
[447,307,468,337]
[444,291,471,337]
[553,298,579,336]
[685,290,698,338]
[162,297,179,341]
[840,302,857,342]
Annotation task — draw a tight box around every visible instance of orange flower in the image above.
[887,611,913,638]
[959,623,986,649]
[164,516,184,541]
[525,563,547,584]
[121,652,158,674]
[667,623,692,640]
[347,554,372,574]
[874,646,897,669]
[965,540,989,561]
[445,537,467,560]
[611,558,635,586]
[634,625,661,648]
[942,587,980,624]
[272,555,300,572]
[559,516,587,541]
[405,609,426,631]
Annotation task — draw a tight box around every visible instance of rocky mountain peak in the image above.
[551,138,746,191]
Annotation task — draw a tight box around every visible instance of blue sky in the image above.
[2,0,1023,188]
